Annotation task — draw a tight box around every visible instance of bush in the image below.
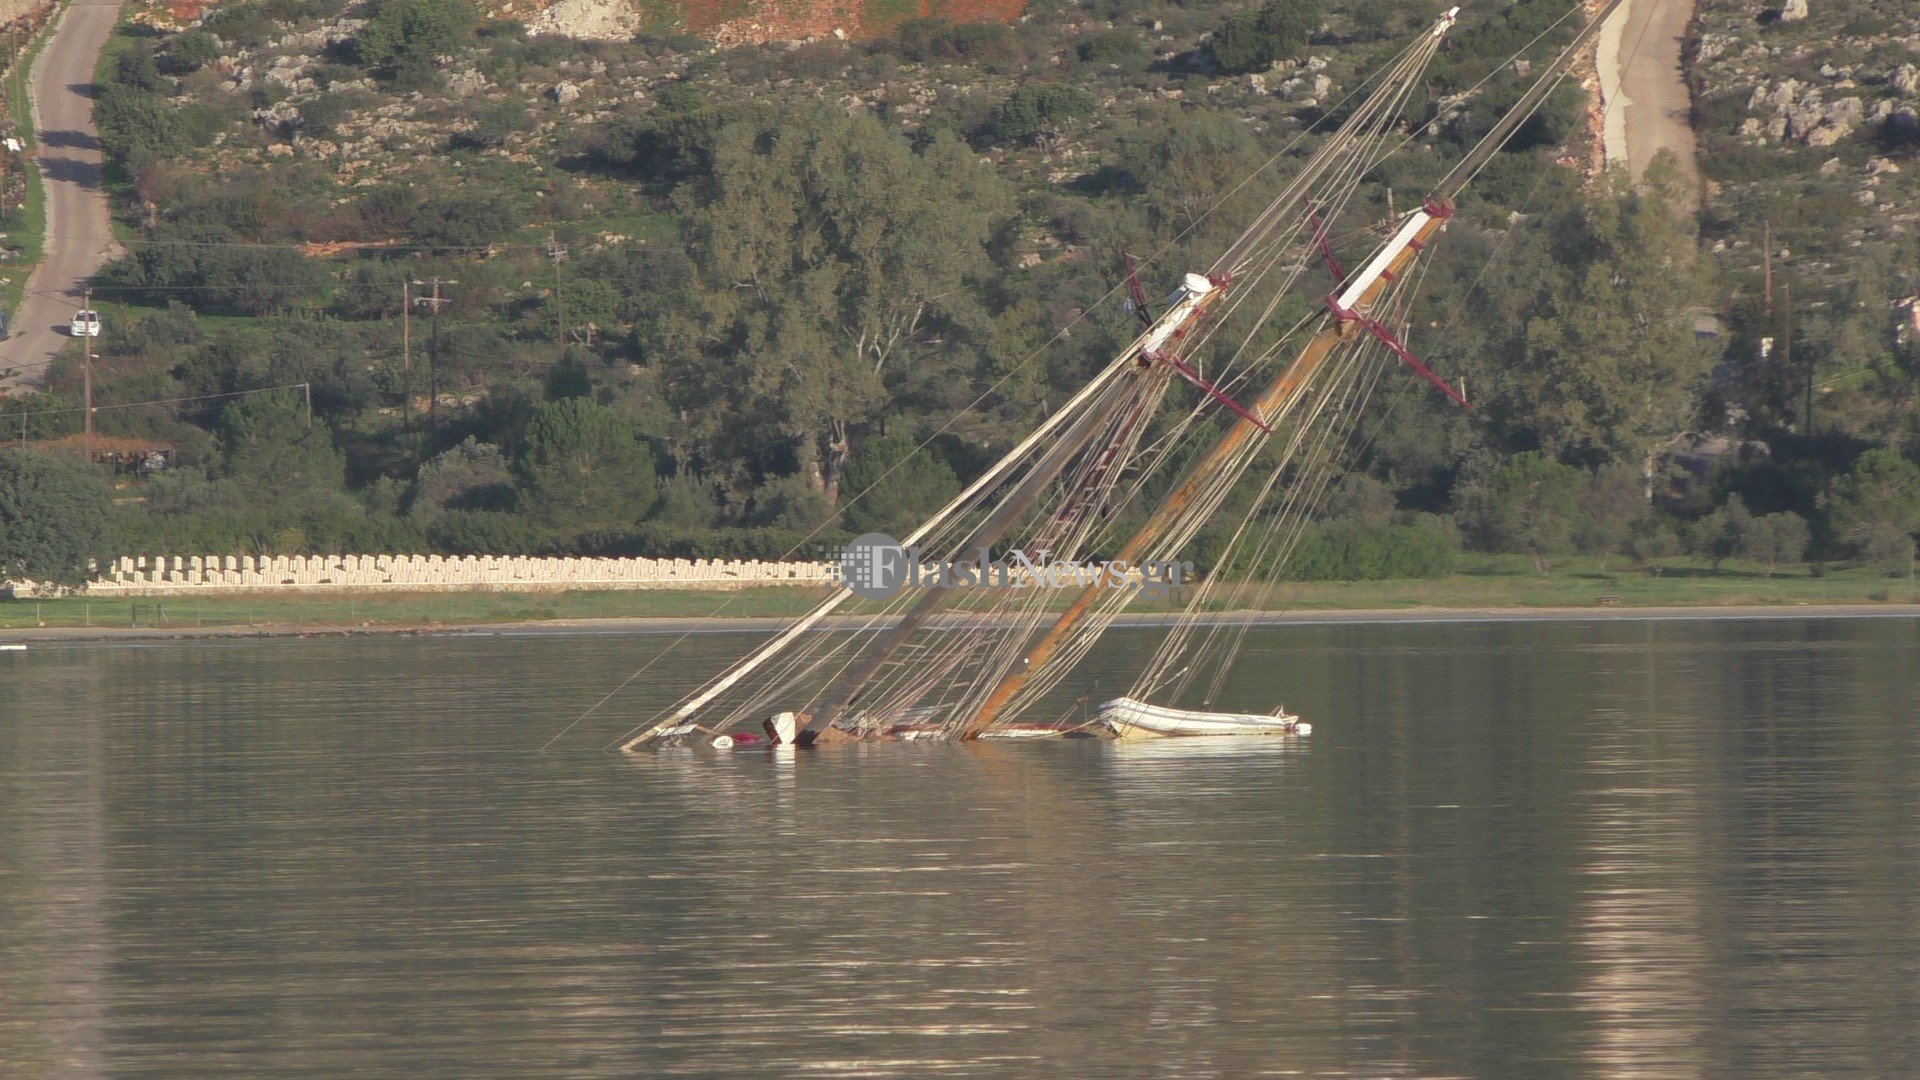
[357,0,477,69]
[410,194,522,248]
[169,30,220,73]
[1278,519,1455,581]
[1209,0,1320,74]
[1078,29,1147,67]
[991,83,1097,144]
[202,2,279,48]
[889,18,1017,64]
[426,509,547,554]
[452,99,531,149]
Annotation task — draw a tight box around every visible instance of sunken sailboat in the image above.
[621,0,1627,750]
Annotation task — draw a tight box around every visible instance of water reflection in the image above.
[0,620,1915,1075]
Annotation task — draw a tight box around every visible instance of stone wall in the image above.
[7,554,837,598]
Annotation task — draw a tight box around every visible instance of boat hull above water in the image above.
[1096,696,1310,739]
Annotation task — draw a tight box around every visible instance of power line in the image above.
[2,381,312,420]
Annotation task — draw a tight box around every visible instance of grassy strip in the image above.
[0,1,64,325]
[2,557,1916,632]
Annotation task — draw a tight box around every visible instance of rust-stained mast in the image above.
[958,0,1631,737]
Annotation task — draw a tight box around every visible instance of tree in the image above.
[1687,494,1752,573]
[1574,464,1644,569]
[1741,511,1809,576]
[412,437,514,516]
[1468,165,1713,488]
[1459,451,1583,571]
[216,391,346,501]
[514,398,657,532]
[839,433,961,535]
[1118,111,1264,245]
[357,0,477,69]
[1830,448,1920,563]
[661,107,1012,502]
[0,450,116,590]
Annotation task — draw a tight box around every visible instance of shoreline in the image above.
[5,602,1918,644]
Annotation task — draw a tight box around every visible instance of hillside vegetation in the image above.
[0,0,1916,591]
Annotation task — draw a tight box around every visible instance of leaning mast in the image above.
[958,0,1631,736]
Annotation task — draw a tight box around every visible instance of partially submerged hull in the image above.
[1096,696,1310,739]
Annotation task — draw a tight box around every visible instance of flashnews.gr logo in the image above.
[829,533,1193,602]
[836,533,912,601]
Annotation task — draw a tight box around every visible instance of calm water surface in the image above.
[2,618,1918,1077]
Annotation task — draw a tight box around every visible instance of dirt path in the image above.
[1597,0,1700,209]
[0,0,122,389]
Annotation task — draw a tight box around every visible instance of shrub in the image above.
[991,83,1097,144]
[1078,29,1147,67]
[1209,0,1320,74]
[169,30,220,73]
[410,194,522,248]
[426,509,547,554]
[1278,518,1455,581]
[357,0,477,69]
[452,99,531,149]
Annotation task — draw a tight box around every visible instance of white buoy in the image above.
[769,711,799,745]
[711,735,736,749]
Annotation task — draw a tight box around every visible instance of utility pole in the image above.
[412,278,455,434]
[401,278,412,430]
[1781,280,1808,435]
[1761,219,1772,316]
[546,233,567,347]
[82,287,93,463]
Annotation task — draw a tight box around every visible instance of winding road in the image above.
[1,0,121,389]
[1597,0,1701,210]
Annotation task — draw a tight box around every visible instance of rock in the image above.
[1779,0,1808,23]
[1867,157,1900,176]
[446,69,488,96]
[1311,74,1332,98]
[1819,157,1841,174]
[1895,64,1919,95]
[1750,78,1800,114]
[552,81,581,104]
[528,0,641,40]
[1788,95,1862,145]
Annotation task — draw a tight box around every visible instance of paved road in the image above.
[0,0,122,389]
[1597,0,1700,210]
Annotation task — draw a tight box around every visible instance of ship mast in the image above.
[958,0,1630,737]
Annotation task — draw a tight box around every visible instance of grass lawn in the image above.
[2,555,1915,633]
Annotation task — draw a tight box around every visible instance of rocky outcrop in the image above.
[527,0,641,42]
